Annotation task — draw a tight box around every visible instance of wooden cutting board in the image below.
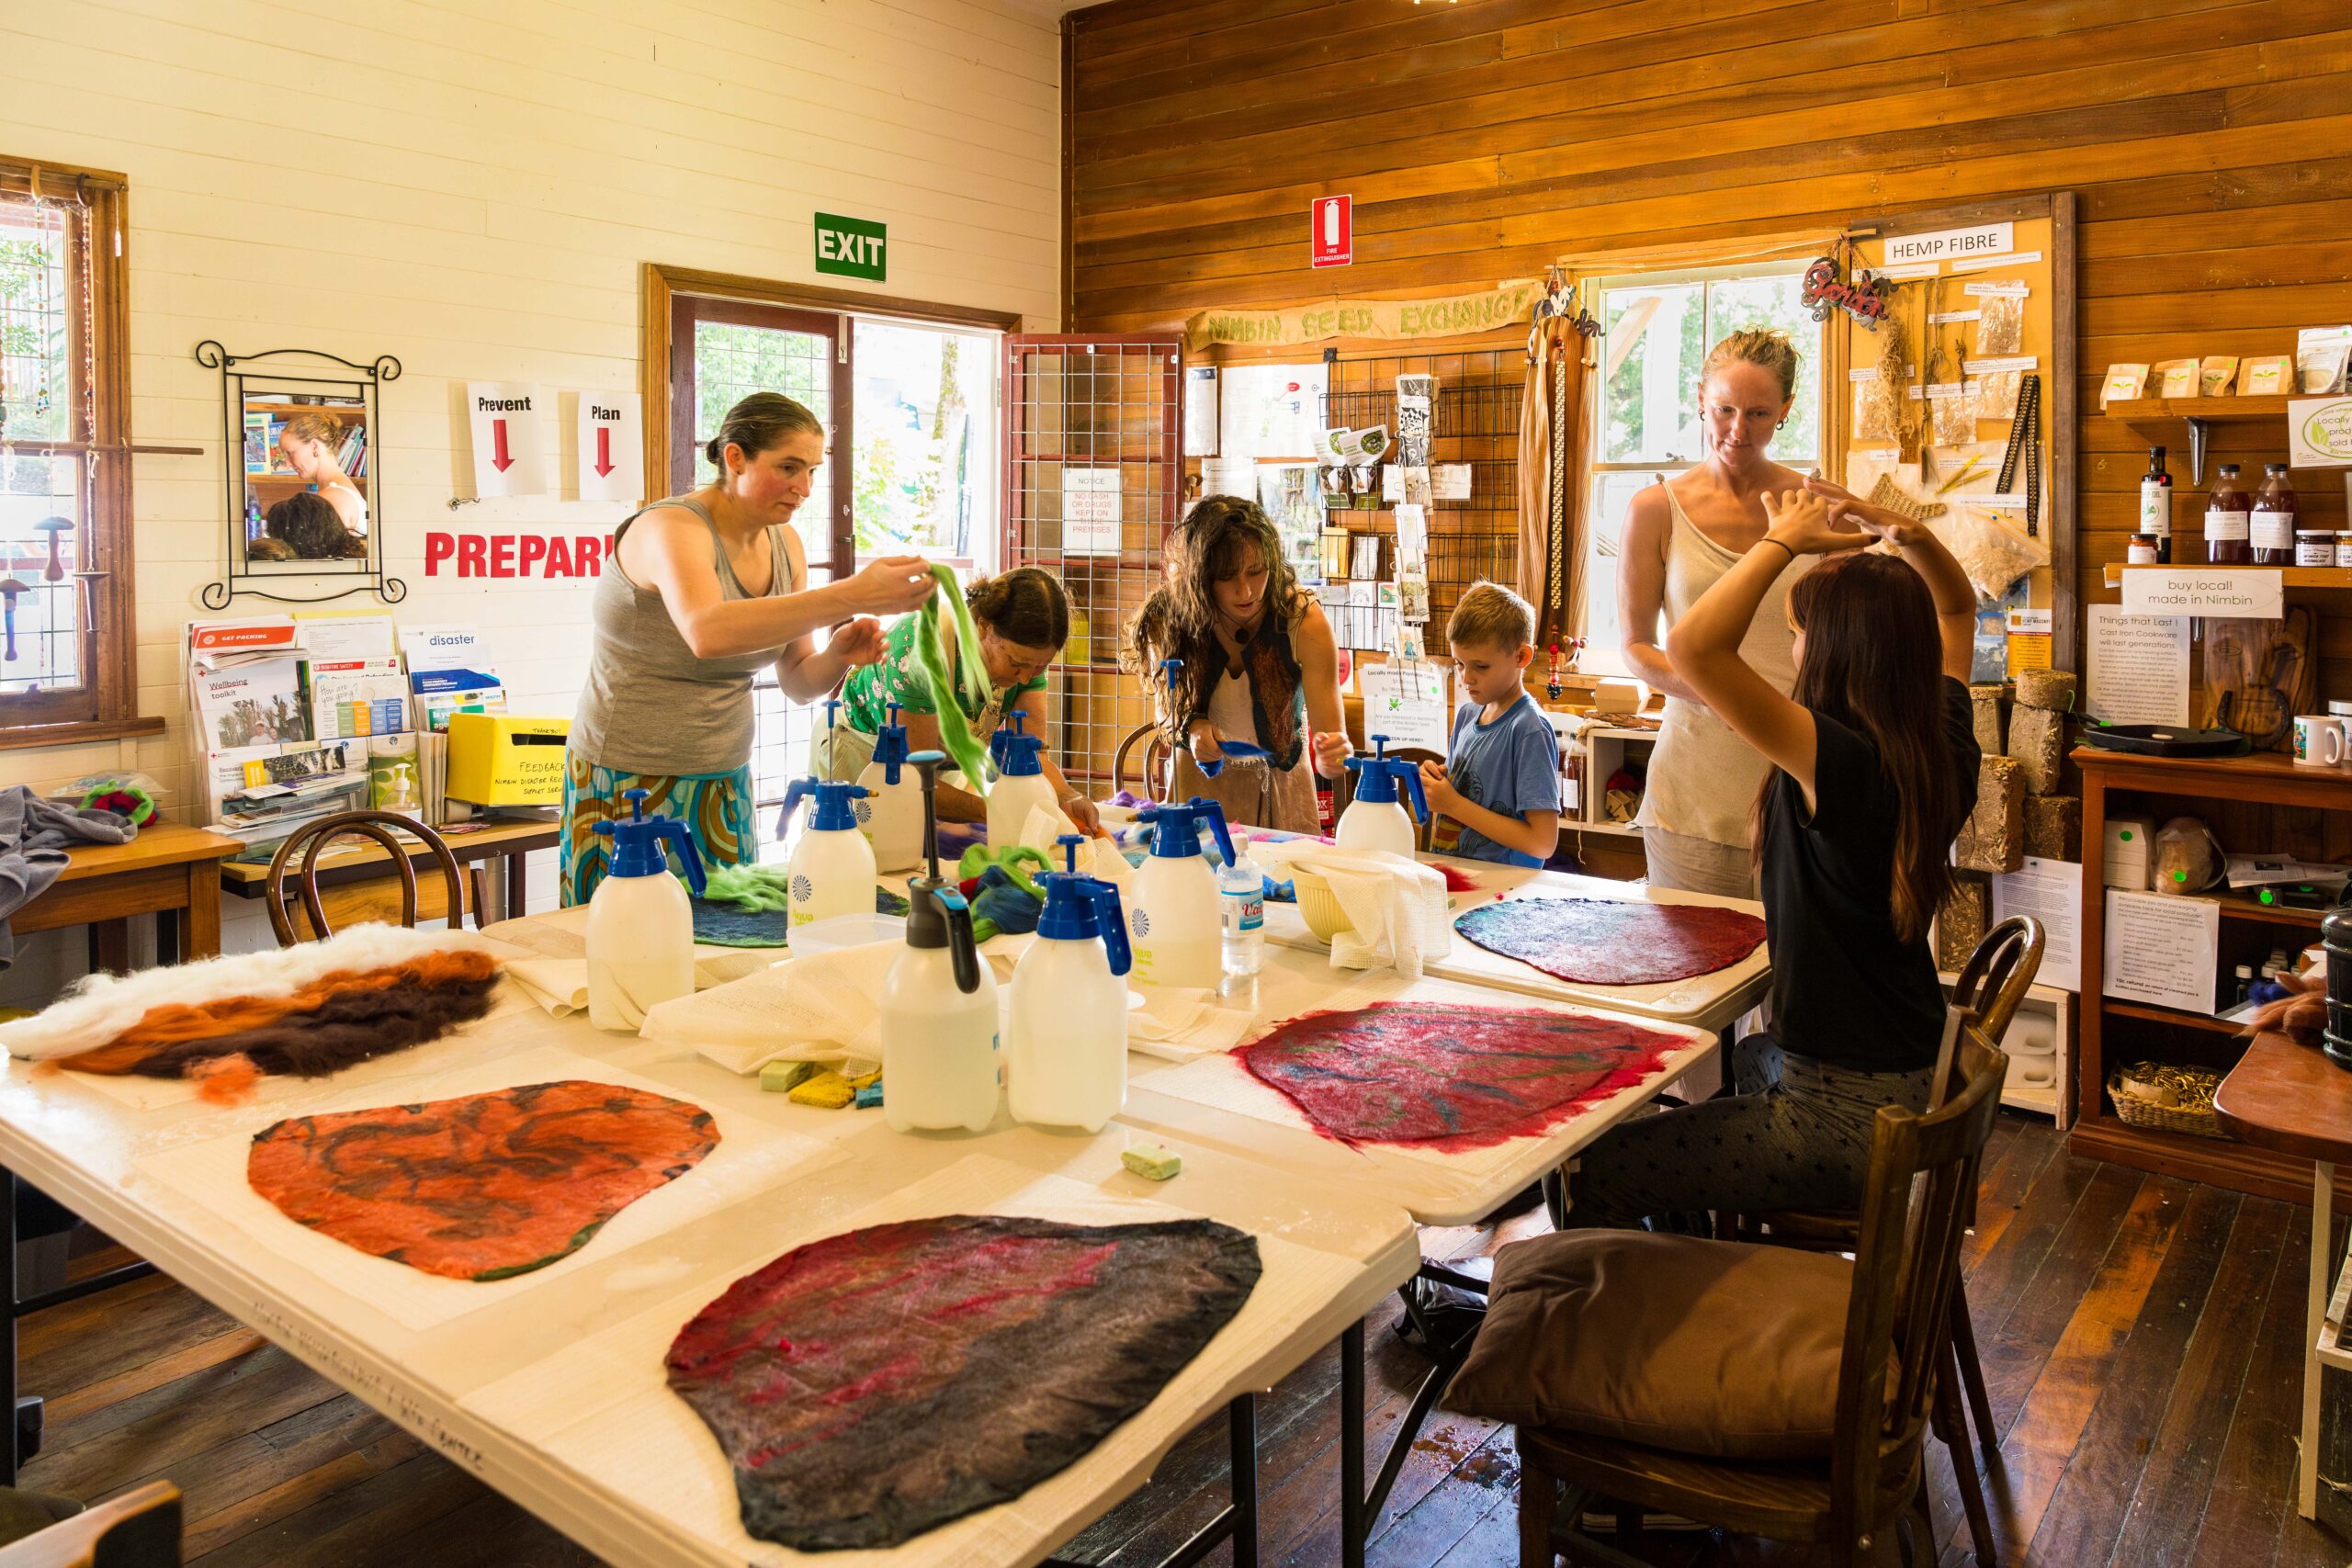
[2201,606,2317,753]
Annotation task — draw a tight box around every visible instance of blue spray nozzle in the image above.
[871,699,910,781]
[777,777,871,837]
[1140,796,1235,863]
[1035,833,1131,974]
[989,707,1035,774]
[592,786,707,892]
[1343,733,1429,822]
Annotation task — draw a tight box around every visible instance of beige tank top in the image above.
[569,496,799,776]
[1634,481,1809,847]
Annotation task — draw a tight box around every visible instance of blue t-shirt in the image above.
[1441,694,1562,868]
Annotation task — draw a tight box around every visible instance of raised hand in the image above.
[1762,489,1870,557]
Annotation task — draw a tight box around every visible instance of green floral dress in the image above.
[820,615,1046,782]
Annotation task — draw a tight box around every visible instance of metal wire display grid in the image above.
[1001,338,1179,788]
[1319,347,1521,659]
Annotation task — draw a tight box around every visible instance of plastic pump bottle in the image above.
[586,787,707,1032]
[1008,834,1133,1132]
[776,776,876,927]
[854,698,923,872]
[881,751,1002,1134]
[1337,734,1429,858]
[986,708,1060,850]
[1130,796,1234,990]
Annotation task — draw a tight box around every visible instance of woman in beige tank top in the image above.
[1620,330,1817,899]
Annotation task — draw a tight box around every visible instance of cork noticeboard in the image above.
[1824,196,2077,675]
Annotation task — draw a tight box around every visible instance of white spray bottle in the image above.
[585,787,707,1032]
[985,707,1061,849]
[1129,795,1234,990]
[1009,833,1133,1132]
[854,698,923,872]
[1336,734,1429,859]
[775,776,876,927]
[881,750,1002,1134]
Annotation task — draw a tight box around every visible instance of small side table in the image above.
[12,822,242,970]
[2215,1032,2352,1530]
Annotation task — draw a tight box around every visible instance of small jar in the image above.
[2335,532,2352,567]
[2300,529,2336,567]
[2128,534,2160,564]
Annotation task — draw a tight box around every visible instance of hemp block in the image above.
[2025,795,2082,862]
[2015,669,2077,713]
[786,1069,856,1109]
[1937,873,1990,976]
[2007,705,2067,795]
[759,1059,820,1095]
[1970,684,2007,757]
[1121,1144,1183,1181]
[1953,755,2026,874]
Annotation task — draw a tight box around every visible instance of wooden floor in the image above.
[16,1112,2347,1566]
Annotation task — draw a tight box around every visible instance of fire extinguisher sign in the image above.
[1310,195,1351,269]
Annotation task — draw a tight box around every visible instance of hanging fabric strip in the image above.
[1996,373,2043,537]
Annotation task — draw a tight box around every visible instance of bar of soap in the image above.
[759,1059,820,1094]
[787,1070,856,1109]
[854,1081,885,1109]
[1121,1144,1182,1181]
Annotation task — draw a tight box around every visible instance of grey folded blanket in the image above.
[0,785,137,971]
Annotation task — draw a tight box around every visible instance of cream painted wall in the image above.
[0,0,1061,1000]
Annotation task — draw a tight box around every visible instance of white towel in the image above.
[1127,986,1254,1063]
[642,941,902,1077]
[1255,841,1452,979]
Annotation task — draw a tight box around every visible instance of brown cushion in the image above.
[1442,1229,1855,1461]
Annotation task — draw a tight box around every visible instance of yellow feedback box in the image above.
[446,714,569,807]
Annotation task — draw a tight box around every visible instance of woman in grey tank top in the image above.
[561,393,936,905]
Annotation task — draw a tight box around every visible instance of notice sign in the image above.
[574,391,643,503]
[465,382,548,499]
[815,211,886,281]
[2290,396,2352,468]
[2102,888,2220,1015]
[1992,858,2083,992]
[1062,468,1122,554]
[2085,604,2191,726]
[1360,660,1449,757]
[2120,567,2282,620]
[1883,221,2013,267]
[1311,195,1351,269]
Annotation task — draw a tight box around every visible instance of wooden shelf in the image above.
[2102,393,2292,423]
[2075,744,2352,807]
[2102,564,2352,589]
[243,400,366,419]
[2104,998,2243,1036]
[2069,1111,2352,1209]
[2205,891,2333,928]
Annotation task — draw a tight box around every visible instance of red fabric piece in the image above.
[247,1079,718,1280]
[1239,1000,1684,1151]
[1455,897,1765,986]
[666,1214,1260,1551]
[1435,863,1481,893]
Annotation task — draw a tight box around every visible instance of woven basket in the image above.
[2108,1075,2228,1140]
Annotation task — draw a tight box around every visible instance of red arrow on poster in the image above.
[594,425,615,478]
[490,418,514,472]
[1311,195,1351,269]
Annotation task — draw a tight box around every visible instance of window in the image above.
[1578,265,1824,675]
[653,273,1012,827]
[0,160,143,743]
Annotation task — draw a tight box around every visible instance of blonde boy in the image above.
[1419,582,1561,868]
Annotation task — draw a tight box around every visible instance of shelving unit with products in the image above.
[2073,745,2352,1204]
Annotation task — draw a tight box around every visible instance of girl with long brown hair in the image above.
[1124,496,1350,832]
[1555,481,1981,1229]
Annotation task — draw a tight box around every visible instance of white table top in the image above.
[0,951,1418,1568]
[1261,855,1770,1032]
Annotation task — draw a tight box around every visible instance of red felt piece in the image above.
[1455,897,1765,986]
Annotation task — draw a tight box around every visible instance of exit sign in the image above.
[815,212,887,281]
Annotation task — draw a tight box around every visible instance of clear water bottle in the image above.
[1219,831,1264,987]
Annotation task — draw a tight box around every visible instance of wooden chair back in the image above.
[1953,914,2046,1043]
[0,1481,180,1568]
[263,811,466,947]
[1826,1018,2007,1551]
[1110,723,1174,801]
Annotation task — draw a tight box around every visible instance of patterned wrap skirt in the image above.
[560,751,757,907]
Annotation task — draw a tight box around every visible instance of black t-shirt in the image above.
[1759,678,1980,1074]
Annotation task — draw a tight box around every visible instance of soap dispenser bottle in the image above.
[1336,734,1429,858]
[776,776,876,927]
[881,751,1002,1134]
[854,698,923,872]
[985,707,1060,850]
[586,787,707,1032]
[1131,795,1234,990]
[1009,834,1133,1132]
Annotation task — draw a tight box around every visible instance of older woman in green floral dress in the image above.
[816,565,1099,832]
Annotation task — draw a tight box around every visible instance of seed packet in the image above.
[2150,358,2199,400]
[2100,364,2149,406]
[1928,381,1976,446]
[2296,327,2352,394]
[2199,355,2238,397]
[2241,355,2291,396]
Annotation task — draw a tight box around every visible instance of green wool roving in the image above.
[700,862,795,912]
[913,562,993,795]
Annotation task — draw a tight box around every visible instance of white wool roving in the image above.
[0,924,493,1062]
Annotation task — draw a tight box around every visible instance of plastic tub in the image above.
[1290,869,1353,943]
[790,912,905,961]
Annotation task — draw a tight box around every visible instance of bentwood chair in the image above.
[1109,723,1175,802]
[1450,1021,2008,1567]
[262,810,469,945]
[0,1480,180,1567]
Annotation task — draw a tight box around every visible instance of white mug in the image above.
[2293,714,2346,767]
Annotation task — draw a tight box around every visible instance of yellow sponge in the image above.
[786,1070,856,1109]
[1120,1144,1182,1181]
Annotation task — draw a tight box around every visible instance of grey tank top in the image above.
[569,496,799,776]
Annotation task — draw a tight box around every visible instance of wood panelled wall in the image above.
[1065,0,2352,677]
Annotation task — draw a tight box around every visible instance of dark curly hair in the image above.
[258,491,368,560]
[1122,494,1310,743]
[967,566,1069,650]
